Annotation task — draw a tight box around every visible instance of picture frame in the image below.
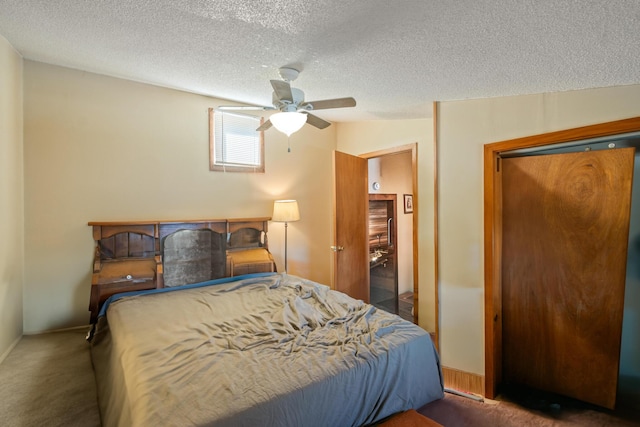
[403,194,413,214]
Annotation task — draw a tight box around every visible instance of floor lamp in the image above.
[271,200,300,274]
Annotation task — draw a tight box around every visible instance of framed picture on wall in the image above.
[404,194,413,214]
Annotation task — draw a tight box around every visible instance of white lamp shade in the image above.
[272,200,300,222]
[270,112,307,136]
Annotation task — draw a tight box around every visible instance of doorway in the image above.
[364,146,416,323]
[483,116,640,405]
[368,194,402,318]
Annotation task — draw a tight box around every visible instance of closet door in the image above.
[501,147,635,409]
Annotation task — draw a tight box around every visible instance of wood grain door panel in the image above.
[333,150,369,302]
[502,147,635,409]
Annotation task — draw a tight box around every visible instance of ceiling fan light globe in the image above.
[271,112,307,136]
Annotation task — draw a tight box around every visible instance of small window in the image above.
[209,108,265,173]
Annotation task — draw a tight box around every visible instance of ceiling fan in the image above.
[218,67,356,136]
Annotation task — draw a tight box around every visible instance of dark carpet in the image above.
[417,387,640,427]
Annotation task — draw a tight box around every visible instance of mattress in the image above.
[90,273,443,427]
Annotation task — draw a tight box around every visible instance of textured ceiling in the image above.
[1,0,639,122]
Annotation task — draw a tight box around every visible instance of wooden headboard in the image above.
[227,218,269,252]
[87,217,274,322]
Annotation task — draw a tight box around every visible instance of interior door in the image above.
[333,150,369,302]
[501,147,635,409]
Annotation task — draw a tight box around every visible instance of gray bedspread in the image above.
[90,273,443,427]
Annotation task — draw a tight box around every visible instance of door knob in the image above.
[330,245,344,252]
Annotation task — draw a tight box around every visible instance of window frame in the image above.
[209,108,265,173]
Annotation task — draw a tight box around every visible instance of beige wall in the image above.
[0,36,24,360]
[437,84,640,376]
[23,61,335,333]
[14,51,640,383]
[335,120,436,332]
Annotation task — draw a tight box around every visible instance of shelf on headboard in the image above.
[87,217,274,323]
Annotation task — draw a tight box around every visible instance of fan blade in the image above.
[270,80,294,103]
[256,120,272,132]
[301,97,356,111]
[303,112,331,129]
[217,105,275,111]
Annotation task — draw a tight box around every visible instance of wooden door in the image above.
[333,150,369,302]
[501,147,635,409]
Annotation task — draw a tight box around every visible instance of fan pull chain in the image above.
[288,137,291,153]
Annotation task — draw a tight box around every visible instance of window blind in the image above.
[214,111,261,167]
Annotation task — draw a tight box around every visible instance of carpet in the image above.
[418,390,640,427]
[379,409,443,427]
[0,328,100,427]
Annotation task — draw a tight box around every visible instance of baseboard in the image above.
[442,366,485,396]
[23,324,90,336]
[0,334,22,366]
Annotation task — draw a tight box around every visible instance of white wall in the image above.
[0,35,24,360]
[437,84,640,376]
[23,61,335,333]
[336,119,435,332]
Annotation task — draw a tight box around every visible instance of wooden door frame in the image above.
[483,116,640,399]
[359,143,420,325]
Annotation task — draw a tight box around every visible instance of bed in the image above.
[89,273,444,427]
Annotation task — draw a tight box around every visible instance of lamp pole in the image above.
[272,199,300,275]
[284,221,289,273]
